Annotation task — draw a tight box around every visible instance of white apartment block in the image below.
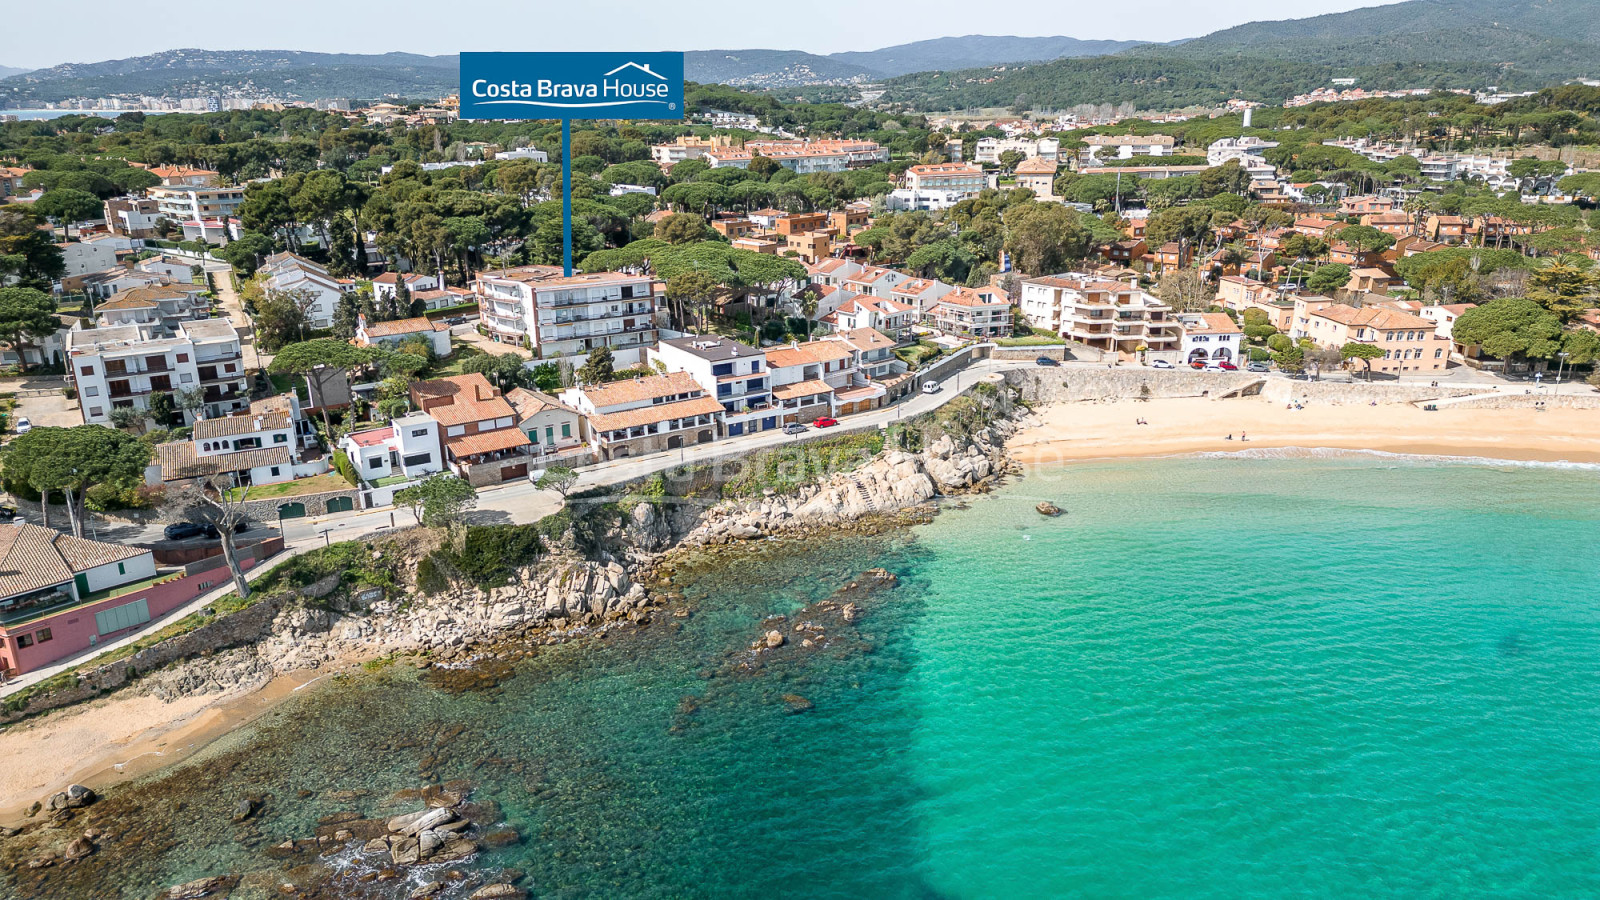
[68,318,249,425]
[973,137,1060,165]
[1021,274,1179,356]
[476,267,661,359]
[148,184,245,223]
[1177,312,1243,364]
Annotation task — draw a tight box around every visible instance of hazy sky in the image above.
[8,0,1407,70]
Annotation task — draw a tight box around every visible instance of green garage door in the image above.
[325,496,354,514]
[96,598,150,636]
[278,501,307,519]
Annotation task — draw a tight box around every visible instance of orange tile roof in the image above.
[579,371,702,408]
[771,379,836,401]
[764,341,854,369]
[412,374,516,426]
[588,395,723,433]
[444,427,531,457]
[362,317,445,338]
[1185,313,1242,335]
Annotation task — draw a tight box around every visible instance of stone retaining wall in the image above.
[1260,380,1480,406]
[241,488,362,521]
[1430,392,1600,410]
[1005,368,1261,403]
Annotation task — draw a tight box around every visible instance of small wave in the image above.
[1191,446,1600,471]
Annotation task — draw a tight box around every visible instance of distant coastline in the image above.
[0,109,206,120]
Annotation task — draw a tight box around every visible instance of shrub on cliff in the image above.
[427,524,545,590]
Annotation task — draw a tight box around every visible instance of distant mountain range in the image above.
[0,65,29,80]
[883,0,1600,110]
[2,1,1597,111]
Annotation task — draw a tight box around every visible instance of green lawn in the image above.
[430,343,488,377]
[369,473,414,488]
[995,334,1067,347]
[894,342,943,367]
[225,472,352,501]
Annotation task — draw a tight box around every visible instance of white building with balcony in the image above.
[475,267,661,360]
[1021,274,1179,357]
[340,414,444,495]
[68,318,249,425]
[1177,312,1243,364]
[651,336,778,438]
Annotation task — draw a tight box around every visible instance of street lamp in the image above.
[1553,351,1570,399]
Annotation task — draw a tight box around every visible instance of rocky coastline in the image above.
[0,384,1025,896]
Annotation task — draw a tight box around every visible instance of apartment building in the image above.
[1419,302,1476,339]
[410,373,533,486]
[1298,305,1452,374]
[1214,276,1295,330]
[148,184,246,223]
[475,267,660,359]
[704,140,888,174]
[903,164,987,199]
[57,237,121,279]
[652,336,778,437]
[649,135,736,166]
[1020,275,1178,356]
[923,288,1013,340]
[1177,312,1243,364]
[372,271,440,304]
[973,137,1060,164]
[562,371,722,460]
[68,318,248,424]
[1079,134,1176,164]
[147,165,220,187]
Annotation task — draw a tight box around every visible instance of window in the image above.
[410,429,429,438]
[273,433,287,443]
[369,457,385,469]
[180,373,194,383]
[402,452,431,468]
[1435,348,1443,358]
[84,386,100,397]
[561,423,571,438]
[35,628,51,643]
[95,598,150,636]
[224,363,235,373]
[89,407,103,417]
[80,365,94,376]
[447,425,465,437]
[176,353,189,363]
[117,562,125,575]
[270,466,281,477]
[16,634,31,648]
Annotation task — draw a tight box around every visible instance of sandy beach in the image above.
[0,666,339,822]
[1009,396,1600,467]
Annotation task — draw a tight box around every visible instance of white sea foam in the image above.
[1190,446,1600,471]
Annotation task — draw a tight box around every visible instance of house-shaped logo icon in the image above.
[604,62,667,80]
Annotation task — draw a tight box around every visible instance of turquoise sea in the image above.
[7,455,1600,899]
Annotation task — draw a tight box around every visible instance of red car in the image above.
[1190,361,1205,369]
[1217,361,1239,371]
[812,416,839,428]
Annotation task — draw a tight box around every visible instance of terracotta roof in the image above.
[0,525,74,600]
[771,379,836,401]
[95,294,160,311]
[579,371,701,408]
[830,328,895,352]
[765,341,854,369]
[1184,313,1241,336]
[1014,157,1059,174]
[505,387,576,422]
[155,441,290,481]
[412,374,516,426]
[588,395,723,433]
[444,427,531,457]
[362,317,445,338]
[1311,305,1433,331]
[53,532,148,572]
[193,409,291,439]
[347,425,395,447]
[931,288,1007,308]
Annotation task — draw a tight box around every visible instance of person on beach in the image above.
[1241,432,1247,442]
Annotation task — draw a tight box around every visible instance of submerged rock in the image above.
[1036,501,1062,517]
[781,694,815,714]
[164,875,239,899]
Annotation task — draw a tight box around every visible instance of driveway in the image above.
[453,327,532,360]
[7,377,79,430]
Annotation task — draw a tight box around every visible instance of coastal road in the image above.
[0,356,1031,696]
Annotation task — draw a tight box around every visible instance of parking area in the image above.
[6,377,79,432]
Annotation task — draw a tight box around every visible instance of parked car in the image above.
[1247,361,1271,373]
[812,417,838,428]
[1190,361,1206,370]
[13,417,30,434]
[1150,359,1175,370]
[0,504,17,522]
[163,521,211,541]
[1035,356,1060,367]
[1217,361,1239,371]
[1203,364,1225,373]
[922,380,942,394]
[782,423,807,435]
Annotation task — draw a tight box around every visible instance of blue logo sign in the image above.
[459,52,685,121]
